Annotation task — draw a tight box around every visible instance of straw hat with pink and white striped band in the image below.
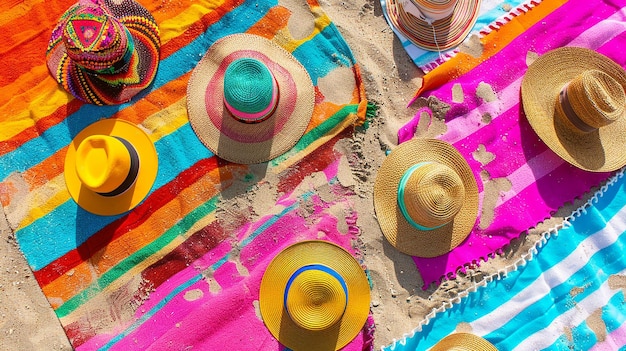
[384,0,481,51]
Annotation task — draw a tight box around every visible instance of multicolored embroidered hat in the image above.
[384,0,481,51]
[64,119,158,216]
[373,138,479,257]
[259,241,370,351]
[430,333,498,351]
[46,0,160,105]
[186,33,315,164]
[522,47,626,172]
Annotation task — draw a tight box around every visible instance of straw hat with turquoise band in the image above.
[187,33,314,164]
[259,240,370,351]
[64,119,158,216]
[374,138,478,257]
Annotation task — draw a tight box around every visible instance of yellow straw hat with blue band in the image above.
[374,138,478,257]
[259,240,370,351]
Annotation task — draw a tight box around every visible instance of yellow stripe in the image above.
[159,0,228,44]
[274,11,332,52]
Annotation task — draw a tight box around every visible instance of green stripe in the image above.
[270,104,359,166]
[55,196,220,318]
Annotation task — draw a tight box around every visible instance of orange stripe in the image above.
[413,0,568,99]
[42,162,241,305]
[247,6,290,38]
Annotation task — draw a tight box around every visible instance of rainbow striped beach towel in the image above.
[0,0,373,349]
[397,0,626,288]
[384,168,626,350]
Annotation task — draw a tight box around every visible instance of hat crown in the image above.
[75,135,133,194]
[223,58,279,123]
[562,69,626,131]
[400,162,465,229]
[284,265,348,331]
[410,0,456,20]
[62,5,131,72]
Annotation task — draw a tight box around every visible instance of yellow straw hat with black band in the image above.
[430,333,498,351]
[522,46,626,172]
[64,119,158,216]
[374,138,479,258]
[259,240,370,351]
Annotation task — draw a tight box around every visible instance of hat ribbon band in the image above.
[398,162,447,231]
[97,137,140,197]
[559,84,596,133]
[92,28,135,75]
[283,264,349,316]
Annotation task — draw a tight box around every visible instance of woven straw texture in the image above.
[64,119,158,216]
[0,0,372,349]
[383,0,480,51]
[46,0,160,105]
[259,241,370,351]
[374,138,478,258]
[384,170,626,351]
[397,0,625,289]
[187,33,314,164]
[429,333,498,351]
[521,46,626,172]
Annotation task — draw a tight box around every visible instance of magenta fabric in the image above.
[398,0,626,288]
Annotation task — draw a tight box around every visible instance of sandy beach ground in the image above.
[0,0,600,349]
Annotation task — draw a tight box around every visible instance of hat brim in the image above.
[521,47,626,172]
[373,139,479,258]
[430,333,498,351]
[259,241,370,351]
[46,0,160,105]
[186,33,315,164]
[64,119,158,216]
[385,0,481,51]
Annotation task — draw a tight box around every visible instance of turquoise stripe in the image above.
[15,123,212,270]
[492,238,626,350]
[99,274,203,350]
[553,292,626,350]
[293,23,355,84]
[384,174,626,351]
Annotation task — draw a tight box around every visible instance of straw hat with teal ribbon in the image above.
[374,138,479,257]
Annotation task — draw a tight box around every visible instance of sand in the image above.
[0,0,603,349]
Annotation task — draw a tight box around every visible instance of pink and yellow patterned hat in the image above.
[46,0,160,105]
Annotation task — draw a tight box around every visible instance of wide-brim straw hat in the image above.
[64,119,158,216]
[46,0,160,105]
[522,47,626,172]
[430,333,498,351]
[384,0,481,51]
[373,138,478,258]
[259,240,370,351]
[187,33,315,164]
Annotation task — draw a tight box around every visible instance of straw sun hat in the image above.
[64,119,158,216]
[522,47,626,172]
[373,139,478,258]
[46,0,160,105]
[187,33,315,164]
[385,0,481,51]
[259,241,370,351]
[430,333,498,351]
